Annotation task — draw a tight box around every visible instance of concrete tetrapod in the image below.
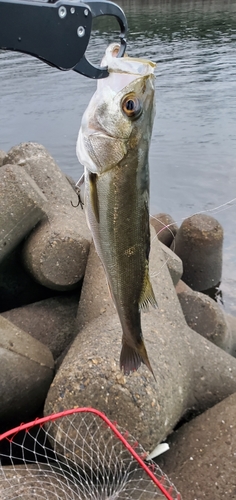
[3,143,91,291]
[0,316,54,429]
[0,150,6,166]
[2,293,80,362]
[156,391,236,500]
[159,242,183,286]
[75,241,115,332]
[172,214,223,291]
[176,279,232,353]
[0,248,60,313]
[150,213,178,247]
[0,164,47,262]
[0,465,79,499]
[45,229,236,455]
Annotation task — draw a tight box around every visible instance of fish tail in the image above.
[120,339,156,381]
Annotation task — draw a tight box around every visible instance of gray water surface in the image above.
[1,0,236,312]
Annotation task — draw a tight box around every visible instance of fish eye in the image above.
[121,94,142,120]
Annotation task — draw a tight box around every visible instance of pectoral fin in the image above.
[75,173,85,189]
[89,172,99,223]
[139,264,157,310]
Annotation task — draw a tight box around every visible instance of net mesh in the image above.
[0,407,181,500]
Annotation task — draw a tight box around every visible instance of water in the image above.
[0,0,236,312]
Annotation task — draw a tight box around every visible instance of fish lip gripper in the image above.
[0,0,128,79]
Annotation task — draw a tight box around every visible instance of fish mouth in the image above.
[101,43,156,77]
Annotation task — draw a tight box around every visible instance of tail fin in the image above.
[120,340,156,381]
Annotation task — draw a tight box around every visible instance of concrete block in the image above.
[0,315,54,428]
[176,279,232,352]
[159,241,183,285]
[2,293,80,361]
[0,164,47,263]
[0,464,79,499]
[0,150,6,167]
[157,392,236,500]
[45,230,236,456]
[0,248,60,313]
[150,213,178,247]
[3,143,91,291]
[172,214,223,291]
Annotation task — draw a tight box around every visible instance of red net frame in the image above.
[0,407,181,500]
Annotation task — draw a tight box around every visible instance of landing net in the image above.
[0,407,181,500]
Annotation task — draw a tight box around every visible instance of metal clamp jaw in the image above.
[0,0,128,78]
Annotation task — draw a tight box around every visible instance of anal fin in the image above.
[139,264,157,311]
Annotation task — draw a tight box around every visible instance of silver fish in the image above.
[77,44,157,378]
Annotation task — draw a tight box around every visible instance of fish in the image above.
[76,44,157,378]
